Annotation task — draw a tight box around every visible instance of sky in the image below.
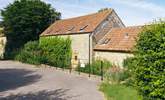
[0,0,165,26]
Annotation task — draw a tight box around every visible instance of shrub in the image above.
[39,37,72,68]
[122,57,137,86]
[132,21,165,99]
[15,37,72,68]
[15,41,43,65]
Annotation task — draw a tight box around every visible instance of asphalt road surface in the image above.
[0,61,104,100]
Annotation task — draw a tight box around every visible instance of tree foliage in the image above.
[133,21,165,99]
[15,41,43,65]
[1,0,61,58]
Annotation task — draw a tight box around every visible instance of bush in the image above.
[15,41,43,65]
[39,37,72,68]
[77,59,112,76]
[15,37,72,67]
[122,57,137,86]
[132,21,165,99]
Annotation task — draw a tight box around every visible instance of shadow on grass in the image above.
[0,68,41,92]
[0,89,78,100]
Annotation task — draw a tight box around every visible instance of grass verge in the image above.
[99,83,142,100]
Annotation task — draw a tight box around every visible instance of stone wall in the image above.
[48,33,92,64]
[94,51,133,67]
[0,37,6,59]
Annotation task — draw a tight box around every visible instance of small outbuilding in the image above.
[94,26,142,67]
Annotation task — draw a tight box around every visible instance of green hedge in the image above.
[15,41,43,65]
[129,21,165,99]
[15,37,72,67]
[39,37,72,68]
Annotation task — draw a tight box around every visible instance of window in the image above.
[104,38,110,44]
[68,26,74,31]
[55,29,60,33]
[124,33,129,38]
[101,20,109,29]
[80,25,88,32]
[99,38,110,45]
[75,55,78,60]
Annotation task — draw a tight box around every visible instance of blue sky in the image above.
[0,0,165,26]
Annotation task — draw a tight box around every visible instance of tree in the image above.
[133,21,165,99]
[1,0,61,58]
[0,21,3,27]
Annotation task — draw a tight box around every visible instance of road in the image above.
[0,61,104,100]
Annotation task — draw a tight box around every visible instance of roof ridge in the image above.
[41,8,113,36]
[55,9,113,22]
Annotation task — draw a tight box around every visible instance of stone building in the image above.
[41,9,125,64]
[94,26,142,67]
[0,28,6,59]
[41,9,141,67]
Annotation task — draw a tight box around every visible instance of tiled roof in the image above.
[94,26,142,52]
[40,9,113,36]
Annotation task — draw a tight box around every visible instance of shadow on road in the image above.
[0,68,41,92]
[0,89,78,100]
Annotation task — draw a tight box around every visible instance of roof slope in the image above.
[41,9,113,36]
[94,26,142,52]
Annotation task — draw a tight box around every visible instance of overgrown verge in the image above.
[99,83,142,100]
[15,37,72,68]
[99,62,142,100]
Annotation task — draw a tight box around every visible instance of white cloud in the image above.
[43,0,101,19]
[106,0,165,26]
[115,0,164,14]
[0,0,164,26]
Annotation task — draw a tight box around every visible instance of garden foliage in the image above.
[127,21,165,99]
[1,0,61,59]
[15,37,72,67]
[39,37,72,68]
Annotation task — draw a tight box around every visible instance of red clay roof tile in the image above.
[40,9,113,36]
[94,26,143,52]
